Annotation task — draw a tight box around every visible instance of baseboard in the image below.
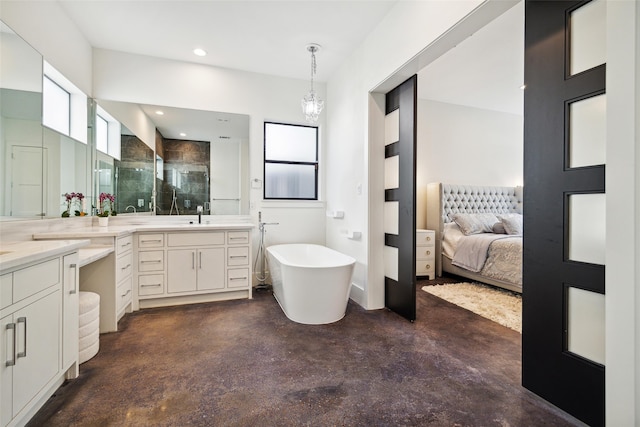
[349,282,365,308]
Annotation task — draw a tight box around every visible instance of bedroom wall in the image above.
[416,99,523,228]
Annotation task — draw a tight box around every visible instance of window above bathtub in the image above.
[263,121,318,200]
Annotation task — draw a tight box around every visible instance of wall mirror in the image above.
[1,20,92,220]
[96,101,250,216]
[0,20,44,219]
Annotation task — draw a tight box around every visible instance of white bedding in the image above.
[443,222,522,285]
[452,233,513,272]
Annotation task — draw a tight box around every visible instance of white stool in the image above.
[78,291,100,364]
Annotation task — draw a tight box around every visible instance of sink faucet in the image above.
[197,205,203,224]
[125,205,136,214]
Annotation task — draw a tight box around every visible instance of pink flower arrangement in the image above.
[98,192,115,217]
[62,192,86,217]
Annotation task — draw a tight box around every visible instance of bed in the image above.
[425,183,523,293]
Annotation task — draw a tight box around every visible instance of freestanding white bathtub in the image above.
[266,244,356,325]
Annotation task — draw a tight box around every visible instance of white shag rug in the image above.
[422,282,522,333]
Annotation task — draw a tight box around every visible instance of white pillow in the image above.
[452,213,499,235]
[497,213,523,235]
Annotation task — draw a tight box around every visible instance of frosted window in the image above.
[265,122,317,162]
[385,109,399,145]
[569,94,606,168]
[384,155,399,190]
[568,193,605,265]
[96,114,108,154]
[384,246,398,281]
[264,163,316,199]
[43,75,70,135]
[384,201,399,235]
[264,122,318,200]
[570,0,606,75]
[567,287,605,365]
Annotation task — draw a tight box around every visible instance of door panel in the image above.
[523,1,605,425]
[384,76,417,321]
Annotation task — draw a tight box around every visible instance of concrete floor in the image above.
[29,279,583,426]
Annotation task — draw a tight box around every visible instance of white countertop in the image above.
[78,245,114,267]
[33,222,255,239]
[0,239,91,273]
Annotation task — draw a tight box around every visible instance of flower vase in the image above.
[98,216,109,227]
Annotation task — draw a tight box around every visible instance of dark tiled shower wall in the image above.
[115,136,154,213]
[159,138,210,215]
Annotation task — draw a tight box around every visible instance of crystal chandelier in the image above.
[301,44,324,124]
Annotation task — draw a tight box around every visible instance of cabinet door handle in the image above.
[5,323,16,367]
[199,252,203,269]
[192,252,195,269]
[142,239,162,243]
[17,317,27,358]
[230,277,248,281]
[229,255,246,259]
[141,283,162,288]
[121,289,131,298]
[229,237,245,240]
[70,263,77,294]
[141,260,162,263]
[121,264,131,271]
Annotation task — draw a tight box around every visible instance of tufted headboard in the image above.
[425,182,523,275]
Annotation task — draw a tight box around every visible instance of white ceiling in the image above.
[59,0,523,117]
[58,0,397,83]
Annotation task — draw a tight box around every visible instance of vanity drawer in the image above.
[1,273,13,309]
[13,258,60,302]
[227,247,249,266]
[227,231,249,245]
[116,276,132,313]
[167,232,224,247]
[227,268,249,288]
[138,250,164,272]
[138,274,164,296]
[116,235,133,255]
[116,252,133,282]
[138,234,164,248]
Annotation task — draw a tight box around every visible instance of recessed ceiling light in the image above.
[193,48,207,57]
[179,132,187,137]
[155,110,164,115]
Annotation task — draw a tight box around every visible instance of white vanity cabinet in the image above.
[78,234,133,333]
[136,234,165,299]
[136,228,252,309]
[1,249,80,427]
[167,248,225,293]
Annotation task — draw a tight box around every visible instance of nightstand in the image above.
[416,229,435,279]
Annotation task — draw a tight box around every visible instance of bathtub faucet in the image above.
[258,211,279,231]
[259,221,279,232]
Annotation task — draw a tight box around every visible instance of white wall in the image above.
[1,5,328,256]
[93,49,328,255]
[605,1,639,424]
[416,99,523,228]
[326,0,484,308]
